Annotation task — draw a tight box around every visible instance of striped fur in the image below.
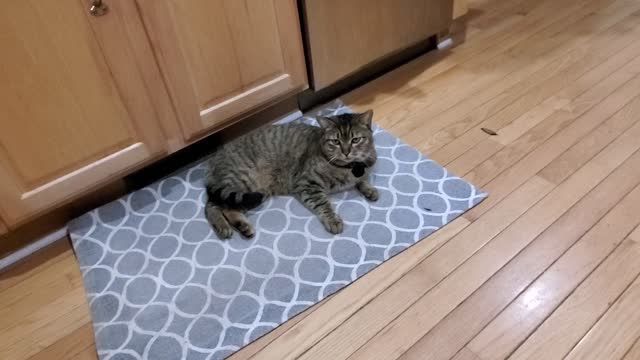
[205,110,378,239]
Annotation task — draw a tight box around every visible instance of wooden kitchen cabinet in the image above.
[0,0,307,227]
[0,0,174,226]
[137,0,308,140]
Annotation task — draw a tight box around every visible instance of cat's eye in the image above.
[328,139,340,145]
[351,137,363,144]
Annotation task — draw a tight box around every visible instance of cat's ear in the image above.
[356,110,373,129]
[317,116,336,129]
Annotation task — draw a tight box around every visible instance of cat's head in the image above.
[317,110,377,167]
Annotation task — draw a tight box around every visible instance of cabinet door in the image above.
[0,0,171,225]
[138,0,307,140]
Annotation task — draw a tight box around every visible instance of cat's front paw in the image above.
[322,216,344,234]
[214,225,234,240]
[360,186,379,201]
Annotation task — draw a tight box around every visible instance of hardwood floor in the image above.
[3,0,640,358]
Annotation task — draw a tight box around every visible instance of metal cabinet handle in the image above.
[89,0,108,16]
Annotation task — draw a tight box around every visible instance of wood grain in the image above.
[26,324,94,360]
[511,236,640,359]
[346,0,594,118]
[565,273,640,359]
[344,0,541,113]
[388,0,629,143]
[447,36,640,178]
[623,337,640,360]
[428,6,640,164]
[630,225,640,243]
[399,131,640,360]
[348,97,640,360]
[467,167,640,359]
[463,71,640,221]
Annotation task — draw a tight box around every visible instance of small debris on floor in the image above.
[481,127,498,136]
[424,207,432,211]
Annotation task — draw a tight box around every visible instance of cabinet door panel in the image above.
[0,0,169,225]
[139,0,307,140]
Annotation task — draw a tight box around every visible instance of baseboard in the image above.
[0,226,67,270]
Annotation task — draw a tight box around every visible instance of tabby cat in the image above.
[204,110,378,239]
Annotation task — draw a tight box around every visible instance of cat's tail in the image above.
[206,183,265,210]
[205,201,234,239]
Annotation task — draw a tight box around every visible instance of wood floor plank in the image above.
[256,177,551,360]
[463,73,640,221]
[347,112,640,360]
[510,235,640,359]
[397,142,640,360]
[0,253,84,334]
[69,346,97,360]
[349,0,604,122]
[346,0,515,105]
[630,225,640,243]
[346,0,538,110]
[427,8,640,164]
[466,179,640,359]
[445,97,568,176]
[0,239,71,293]
[387,0,626,133]
[462,68,640,188]
[27,324,94,360]
[623,337,640,360]
[376,0,622,133]
[0,287,89,360]
[452,348,483,360]
[396,0,638,150]
[565,273,640,359]
[446,40,640,178]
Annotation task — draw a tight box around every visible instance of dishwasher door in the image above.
[301,0,454,90]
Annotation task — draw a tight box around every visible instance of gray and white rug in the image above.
[69,100,487,360]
